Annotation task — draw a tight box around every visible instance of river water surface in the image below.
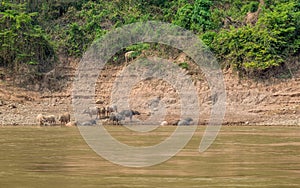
[0,126,299,187]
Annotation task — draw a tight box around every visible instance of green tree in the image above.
[207,1,300,74]
[173,0,213,32]
[0,1,55,74]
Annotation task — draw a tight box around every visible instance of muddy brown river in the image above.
[0,126,299,187]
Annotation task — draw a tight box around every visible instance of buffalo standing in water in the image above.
[119,110,140,121]
[109,113,125,125]
[177,118,193,126]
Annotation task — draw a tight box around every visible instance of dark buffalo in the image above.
[109,113,124,125]
[177,118,193,126]
[119,110,140,121]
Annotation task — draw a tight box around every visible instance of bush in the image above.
[179,62,189,70]
[173,0,213,32]
[207,1,300,73]
[0,1,55,74]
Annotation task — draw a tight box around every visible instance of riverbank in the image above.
[0,61,299,126]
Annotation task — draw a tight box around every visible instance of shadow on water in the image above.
[0,125,300,188]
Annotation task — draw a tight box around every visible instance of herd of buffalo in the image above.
[36,104,194,127]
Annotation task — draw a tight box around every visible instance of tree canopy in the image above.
[1,0,299,77]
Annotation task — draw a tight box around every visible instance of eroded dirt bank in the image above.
[0,57,299,126]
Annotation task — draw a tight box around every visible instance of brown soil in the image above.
[0,54,299,126]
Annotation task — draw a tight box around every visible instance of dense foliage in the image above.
[205,0,300,73]
[0,0,299,77]
[0,1,55,75]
